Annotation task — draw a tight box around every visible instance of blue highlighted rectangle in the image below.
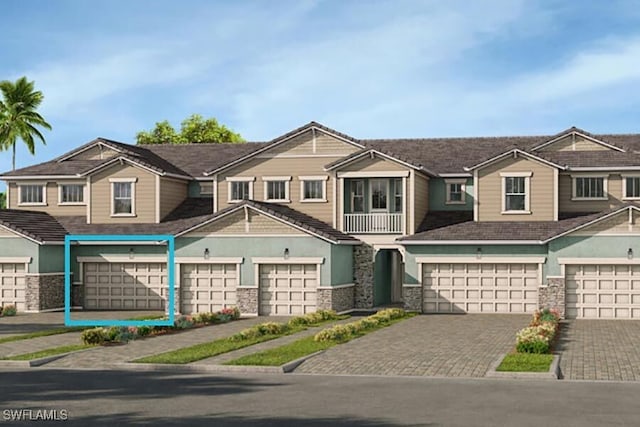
[64,234,175,327]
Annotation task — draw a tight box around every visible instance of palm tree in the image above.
[0,77,52,170]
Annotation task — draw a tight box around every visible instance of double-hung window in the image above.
[370,179,388,211]
[501,172,531,213]
[19,184,46,205]
[445,179,466,204]
[351,180,365,213]
[393,178,403,212]
[572,176,607,200]
[300,176,328,202]
[110,178,136,216]
[263,176,291,202]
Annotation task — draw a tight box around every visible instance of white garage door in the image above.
[259,264,317,315]
[0,263,26,311]
[422,263,539,313]
[566,264,640,319]
[181,263,238,314]
[84,262,166,310]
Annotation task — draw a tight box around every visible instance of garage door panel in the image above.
[180,263,238,314]
[566,263,640,319]
[259,264,317,316]
[422,262,539,314]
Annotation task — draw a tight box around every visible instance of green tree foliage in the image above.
[136,114,244,145]
[0,77,52,170]
[0,192,5,209]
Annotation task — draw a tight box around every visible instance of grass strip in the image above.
[3,344,94,361]
[496,353,554,372]
[0,327,85,345]
[226,314,414,366]
[133,316,348,364]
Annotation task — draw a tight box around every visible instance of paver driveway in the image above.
[558,320,640,381]
[296,314,529,377]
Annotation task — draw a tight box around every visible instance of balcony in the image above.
[344,213,404,234]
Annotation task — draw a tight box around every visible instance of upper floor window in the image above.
[501,172,531,214]
[110,178,136,217]
[573,176,607,200]
[370,179,388,211]
[300,176,328,202]
[19,184,46,206]
[199,181,213,196]
[351,180,365,213]
[262,176,291,202]
[59,184,85,205]
[394,178,403,212]
[624,176,640,200]
[445,179,466,205]
[227,177,254,202]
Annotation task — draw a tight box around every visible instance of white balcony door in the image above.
[370,179,388,212]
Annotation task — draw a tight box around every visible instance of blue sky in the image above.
[2,0,640,182]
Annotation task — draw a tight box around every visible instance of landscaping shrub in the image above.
[516,339,550,354]
[514,309,561,354]
[174,316,195,330]
[1,305,17,316]
[137,326,152,337]
[287,310,338,327]
[220,307,241,320]
[81,328,108,345]
[113,326,136,343]
[315,308,407,343]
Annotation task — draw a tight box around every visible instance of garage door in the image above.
[566,264,640,319]
[259,264,317,315]
[0,263,26,311]
[422,263,539,313]
[181,263,238,314]
[84,262,166,310]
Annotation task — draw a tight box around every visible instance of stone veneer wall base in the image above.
[402,286,422,312]
[353,244,374,309]
[25,274,65,312]
[538,278,565,319]
[317,286,355,312]
[237,287,258,316]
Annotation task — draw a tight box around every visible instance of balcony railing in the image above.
[343,213,404,234]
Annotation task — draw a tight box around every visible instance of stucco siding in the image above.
[538,134,610,152]
[413,172,429,232]
[8,182,86,216]
[217,156,337,224]
[159,177,188,220]
[90,163,156,223]
[0,238,39,273]
[559,173,623,213]
[477,156,554,221]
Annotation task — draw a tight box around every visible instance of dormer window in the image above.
[445,179,466,205]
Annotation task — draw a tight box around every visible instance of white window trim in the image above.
[17,183,47,206]
[500,172,531,214]
[351,179,365,213]
[445,179,466,205]
[226,177,255,203]
[622,175,640,201]
[369,178,390,212]
[109,178,137,217]
[299,175,328,203]
[58,182,86,206]
[262,176,291,203]
[571,174,608,201]
[199,181,214,195]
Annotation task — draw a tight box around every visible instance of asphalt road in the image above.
[0,369,639,426]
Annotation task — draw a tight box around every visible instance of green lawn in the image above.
[3,344,94,361]
[226,314,415,366]
[0,327,84,345]
[496,353,554,372]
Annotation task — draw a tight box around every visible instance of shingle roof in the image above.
[0,210,68,243]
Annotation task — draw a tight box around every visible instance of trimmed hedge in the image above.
[314,308,408,342]
[0,305,17,317]
[515,308,560,354]
[228,309,340,342]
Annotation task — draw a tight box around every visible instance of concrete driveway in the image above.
[558,320,640,381]
[296,314,529,377]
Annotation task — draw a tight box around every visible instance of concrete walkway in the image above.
[296,314,529,377]
[45,317,275,368]
[558,319,640,381]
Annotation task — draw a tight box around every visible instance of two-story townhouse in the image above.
[1,122,640,319]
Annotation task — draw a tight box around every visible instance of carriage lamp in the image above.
[204,248,210,260]
[284,248,290,260]
[628,248,633,260]
[476,247,482,260]
[129,248,134,259]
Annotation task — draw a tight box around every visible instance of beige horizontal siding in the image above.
[338,155,408,172]
[8,182,86,216]
[90,163,156,223]
[559,173,623,212]
[413,173,429,233]
[185,209,304,235]
[69,145,119,160]
[0,226,18,237]
[265,129,360,157]
[477,156,554,221]
[159,177,188,220]
[217,156,340,225]
[571,210,640,235]
[538,134,609,152]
